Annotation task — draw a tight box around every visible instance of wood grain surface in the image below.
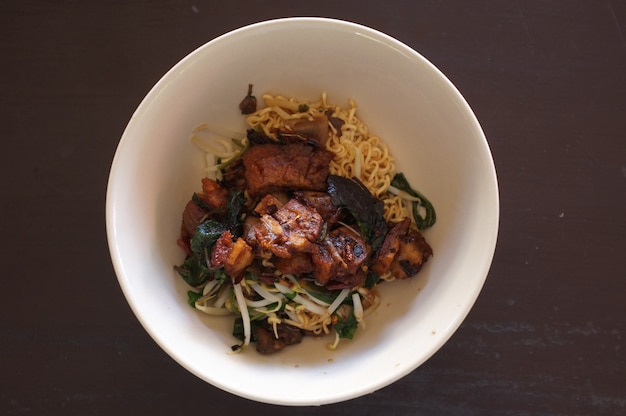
[1,1,624,414]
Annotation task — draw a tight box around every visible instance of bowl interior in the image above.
[107,17,498,406]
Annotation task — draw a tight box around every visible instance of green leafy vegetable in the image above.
[187,290,203,307]
[391,173,436,230]
[232,317,261,341]
[190,220,228,255]
[364,271,381,289]
[225,189,246,236]
[283,291,297,301]
[177,190,245,287]
[174,255,211,287]
[300,279,342,304]
[327,175,388,251]
[174,220,228,287]
[334,308,359,339]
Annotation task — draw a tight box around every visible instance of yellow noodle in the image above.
[379,271,396,283]
[384,195,408,223]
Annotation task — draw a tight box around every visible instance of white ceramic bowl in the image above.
[106,17,498,406]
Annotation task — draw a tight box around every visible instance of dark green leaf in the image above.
[187,290,203,308]
[225,190,246,236]
[334,308,359,339]
[232,317,260,342]
[300,280,344,304]
[190,220,227,255]
[364,271,381,289]
[391,173,437,230]
[244,269,259,283]
[174,255,211,287]
[232,317,245,341]
[327,175,388,251]
[212,268,228,285]
[265,302,281,311]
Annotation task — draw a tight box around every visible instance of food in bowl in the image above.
[174,88,437,354]
[107,17,498,405]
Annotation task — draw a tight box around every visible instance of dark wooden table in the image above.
[2,1,624,414]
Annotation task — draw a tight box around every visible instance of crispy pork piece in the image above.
[254,193,285,216]
[371,218,432,279]
[254,215,290,257]
[211,231,254,282]
[252,198,324,258]
[274,252,314,275]
[370,218,410,275]
[390,228,433,279]
[242,143,334,196]
[293,191,342,224]
[253,321,304,354]
[199,177,229,209]
[242,215,261,245]
[311,226,370,288]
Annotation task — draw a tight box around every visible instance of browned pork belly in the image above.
[253,193,286,216]
[242,143,334,196]
[311,226,371,288]
[211,230,254,282]
[199,177,229,209]
[293,191,342,225]
[274,252,314,276]
[252,321,304,354]
[371,218,433,279]
[252,198,325,258]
